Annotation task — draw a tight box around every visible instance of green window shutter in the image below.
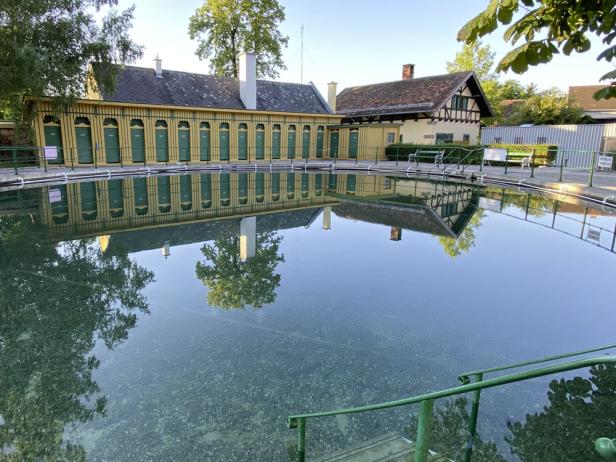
[180,175,193,211]
[329,131,339,158]
[108,179,124,218]
[238,124,248,160]
[200,174,212,209]
[316,127,324,158]
[80,182,97,220]
[348,130,359,158]
[44,125,64,164]
[255,126,265,159]
[157,176,171,213]
[133,177,149,215]
[302,127,310,158]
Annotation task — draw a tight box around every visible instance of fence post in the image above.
[464,373,483,462]
[43,148,47,173]
[375,147,378,165]
[396,146,399,166]
[297,418,306,462]
[530,149,535,178]
[504,150,508,175]
[588,151,596,187]
[415,399,434,462]
[558,154,564,182]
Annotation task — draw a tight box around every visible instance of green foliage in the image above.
[506,88,591,125]
[438,208,484,258]
[507,364,616,461]
[406,397,507,461]
[0,0,142,125]
[385,144,486,164]
[458,0,616,100]
[446,40,498,81]
[195,231,285,309]
[188,0,288,78]
[0,215,153,459]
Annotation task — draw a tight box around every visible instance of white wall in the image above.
[398,119,480,145]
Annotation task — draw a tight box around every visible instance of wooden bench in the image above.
[597,155,613,171]
[408,148,445,167]
[482,148,533,170]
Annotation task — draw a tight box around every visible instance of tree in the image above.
[507,364,616,461]
[507,87,590,125]
[0,215,154,459]
[446,40,498,82]
[458,0,616,100]
[188,0,288,78]
[195,231,285,309]
[0,1,142,125]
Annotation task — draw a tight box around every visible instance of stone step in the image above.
[311,432,454,462]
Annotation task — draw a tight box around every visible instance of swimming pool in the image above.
[1,171,615,461]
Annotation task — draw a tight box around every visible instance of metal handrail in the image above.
[458,342,616,384]
[288,355,616,462]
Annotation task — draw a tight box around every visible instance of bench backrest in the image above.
[483,148,507,162]
[598,155,613,169]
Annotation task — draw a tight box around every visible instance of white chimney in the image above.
[154,55,163,78]
[239,52,257,110]
[327,82,337,113]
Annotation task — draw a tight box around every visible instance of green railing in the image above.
[288,354,616,462]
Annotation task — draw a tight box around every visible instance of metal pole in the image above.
[13,149,17,175]
[559,154,564,182]
[396,146,399,166]
[43,148,47,173]
[530,149,535,178]
[415,399,434,462]
[297,418,306,462]
[611,222,616,252]
[375,147,378,165]
[464,373,483,462]
[504,150,508,175]
[588,151,596,187]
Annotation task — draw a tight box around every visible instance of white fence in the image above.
[481,124,616,168]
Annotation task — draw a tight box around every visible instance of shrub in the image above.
[489,144,557,166]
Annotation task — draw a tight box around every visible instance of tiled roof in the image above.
[92,64,331,114]
[569,85,616,111]
[337,71,492,117]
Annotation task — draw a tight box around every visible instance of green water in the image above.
[1,172,615,461]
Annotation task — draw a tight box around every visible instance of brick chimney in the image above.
[154,55,163,78]
[402,64,415,80]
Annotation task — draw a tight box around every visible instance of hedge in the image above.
[385,143,557,166]
[385,143,485,164]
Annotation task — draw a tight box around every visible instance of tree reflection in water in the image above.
[438,209,485,258]
[195,232,284,309]
[0,217,154,460]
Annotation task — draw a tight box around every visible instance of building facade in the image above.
[29,54,400,165]
[333,65,493,145]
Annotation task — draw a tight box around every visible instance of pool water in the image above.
[1,172,615,461]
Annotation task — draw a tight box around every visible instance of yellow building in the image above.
[29,54,399,167]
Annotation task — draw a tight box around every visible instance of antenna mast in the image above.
[300,24,304,84]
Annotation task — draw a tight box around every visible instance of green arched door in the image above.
[316,127,324,159]
[108,179,124,217]
[255,125,265,159]
[80,182,97,220]
[133,177,149,215]
[43,123,64,164]
[103,119,120,163]
[329,131,339,159]
[157,176,171,213]
[200,122,210,161]
[348,130,359,159]
[238,123,248,160]
[74,118,93,164]
[178,121,190,162]
[287,125,296,159]
[238,172,248,204]
[272,126,281,159]
[155,120,169,162]
[180,175,193,211]
[302,126,310,158]
[130,119,145,163]
[200,174,212,209]
[219,123,230,161]
[220,173,230,205]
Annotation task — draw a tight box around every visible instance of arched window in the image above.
[219,123,230,161]
[255,124,265,160]
[74,117,93,164]
[302,125,311,159]
[102,118,120,164]
[200,122,210,161]
[287,124,296,159]
[43,115,64,164]
[155,120,169,162]
[272,124,281,159]
[130,119,145,163]
[178,121,190,162]
[238,123,248,160]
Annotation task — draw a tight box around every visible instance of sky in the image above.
[113,0,613,97]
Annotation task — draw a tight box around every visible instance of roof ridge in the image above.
[340,71,472,93]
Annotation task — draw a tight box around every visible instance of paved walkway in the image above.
[1,160,615,205]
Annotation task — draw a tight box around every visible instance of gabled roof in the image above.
[569,85,616,111]
[91,64,332,114]
[336,71,493,118]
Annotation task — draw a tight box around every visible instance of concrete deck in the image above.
[1,160,615,207]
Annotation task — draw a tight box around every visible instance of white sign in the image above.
[44,146,58,160]
[48,188,62,203]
